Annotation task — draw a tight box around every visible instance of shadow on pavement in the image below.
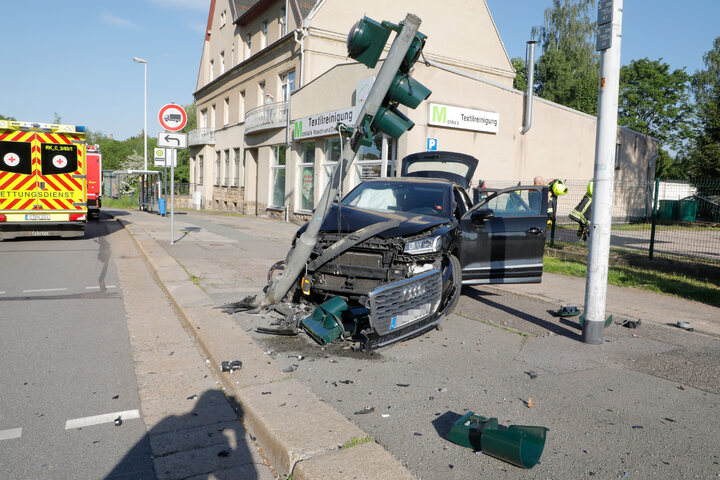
[463,287,583,341]
[105,390,260,480]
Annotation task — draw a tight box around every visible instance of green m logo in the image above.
[432,105,447,124]
[294,121,303,139]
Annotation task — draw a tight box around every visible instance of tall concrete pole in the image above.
[583,0,623,344]
[262,13,422,307]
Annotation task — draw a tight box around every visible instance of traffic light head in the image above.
[346,17,391,68]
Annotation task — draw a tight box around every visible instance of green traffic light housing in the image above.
[346,17,391,68]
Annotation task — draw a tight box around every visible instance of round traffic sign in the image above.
[158,104,187,132]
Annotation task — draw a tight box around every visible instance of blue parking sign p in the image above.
[427,137,438,151]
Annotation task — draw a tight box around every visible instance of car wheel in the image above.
[439,254,461,317]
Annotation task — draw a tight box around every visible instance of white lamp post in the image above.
[132,57,148,171]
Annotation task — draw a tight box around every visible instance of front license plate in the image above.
[25,214,51,220]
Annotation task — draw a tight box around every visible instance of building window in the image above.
[210,104,216,130]
[224,149,230,186]
[224,97,230,126]
[353,134,396,185]
[246,32,252,57]
[280,7,287,36]
[615,143,622,170]
[258,81,266,106]
[261,20,268,48]
[239,91,245,122]
[323,138,342,194]
[231,44,235,66]
[298,142,315,211]
[280,70,295,102]
[220,51,225,74]
[209,59,214,81]
[233,148,241,187]
[215,151,221,186]
[200,108,208,128]
[271,145,286,207]
[198,155,204,184]
[220,10,226,27]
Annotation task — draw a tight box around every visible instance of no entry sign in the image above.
[158,104,187,132]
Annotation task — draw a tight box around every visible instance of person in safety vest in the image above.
[531,176,568,228]
[569,181,593,241]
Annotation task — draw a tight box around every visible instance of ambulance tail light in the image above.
[0,214,6,222]
[69,213,86,221]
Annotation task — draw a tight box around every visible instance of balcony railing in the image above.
[188,128,215,146]
[245,101,288,134]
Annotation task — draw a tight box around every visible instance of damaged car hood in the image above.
[299,204,452,239]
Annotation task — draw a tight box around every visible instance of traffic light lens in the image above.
[346,17,391,68]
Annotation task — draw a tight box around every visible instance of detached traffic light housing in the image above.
[347,16,432,141]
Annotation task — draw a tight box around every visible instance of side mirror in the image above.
[471,208,495,224]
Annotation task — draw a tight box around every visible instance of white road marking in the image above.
[0,291,5,295]
[22,288,67,293]
[65,409,140,430]
[0,428,22,441]
[85,285,116,290]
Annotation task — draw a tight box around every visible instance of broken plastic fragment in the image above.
[526,371,538,380]
[221,360,243,372]
[217,450,231,457]
[282,366,296,373]
[187,394,198,400]
[354,407,375,415]
[114,416,122,426]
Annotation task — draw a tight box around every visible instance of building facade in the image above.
[190,0,658,219]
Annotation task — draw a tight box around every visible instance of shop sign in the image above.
[293,107,360,140]
[428,103,499,134]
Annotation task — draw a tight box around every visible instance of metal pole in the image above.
[262,13,423,306]
[143,62,148,172]
[583,0,623,344]
[649,177,660,259]
[171,149,175,245]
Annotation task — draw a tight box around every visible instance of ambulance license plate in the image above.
[25,214,51,221]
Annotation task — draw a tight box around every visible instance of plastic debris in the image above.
[676,321,694,331]
[396,383,410,387]
[354,406,375,415]
[526,371,538,380]
[447,412,548,469]
[114,416,122,426]
[112,395,119,400]
[619,319,641,329]
[217,449,231,457]
[221,360,243,373]
[282,366,296,373]
[526,398,535,408]
[558,305,581,317]
[338,380,353,384]
[187,394,198,400]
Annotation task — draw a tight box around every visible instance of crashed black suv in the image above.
[287,151,548,347]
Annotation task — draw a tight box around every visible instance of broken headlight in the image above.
[403,235,441,255]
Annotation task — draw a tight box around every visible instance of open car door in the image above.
[458,186,547,284]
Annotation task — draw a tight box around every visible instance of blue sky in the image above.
[2,1,718,141]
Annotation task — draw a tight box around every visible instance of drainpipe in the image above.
[293,28,306,88]
[520,41,536,135]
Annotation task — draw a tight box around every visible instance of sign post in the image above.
[157,104,187,245]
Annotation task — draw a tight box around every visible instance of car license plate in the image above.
[25,214,51,220]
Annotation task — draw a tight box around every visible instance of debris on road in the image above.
[220,295,258,313]
[114,416,122,426]
[446,411,548,469]
[676,321,694,332]
[187,394,198,400]
[526,398,535,408]
[558,305,581,317]
[526,371,538,380]
[282,365,296,373]
[220,360,243,373]
[619,318,641,329]
[354,406,375,415]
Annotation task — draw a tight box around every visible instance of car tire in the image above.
[439,254,462,317]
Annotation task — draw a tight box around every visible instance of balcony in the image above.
[245,101,288,134]
[188,128,215,146]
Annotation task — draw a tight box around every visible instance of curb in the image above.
[117,217,416,479]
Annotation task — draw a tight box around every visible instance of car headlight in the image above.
[403,236,441,255]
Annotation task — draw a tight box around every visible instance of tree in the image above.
[532,0,599,115]
[511,57,527,92]
[174,103,196,184]
[686,36,720,179]
[618,58,693,177]
[0,114,16,121]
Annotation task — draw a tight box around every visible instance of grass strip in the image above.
[544,256,720,307]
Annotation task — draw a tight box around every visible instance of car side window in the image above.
[453,187,469,219]
[485,189,540,217]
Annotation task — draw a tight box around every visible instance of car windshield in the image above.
[342,181,451,217]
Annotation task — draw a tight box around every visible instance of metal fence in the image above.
[485,178,720,263]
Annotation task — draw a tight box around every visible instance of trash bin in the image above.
[657,200,677,220]
[158,198,166,216]
[678,198,697,222]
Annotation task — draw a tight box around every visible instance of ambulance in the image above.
[0,120,88,240]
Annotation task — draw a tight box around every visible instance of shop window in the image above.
[298,142,315,211]
[353,134,396,184]
[271,145,286,207]
[323,138,342,194]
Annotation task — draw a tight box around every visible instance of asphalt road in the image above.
[0,218,155,480]
[168,211,720,479]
